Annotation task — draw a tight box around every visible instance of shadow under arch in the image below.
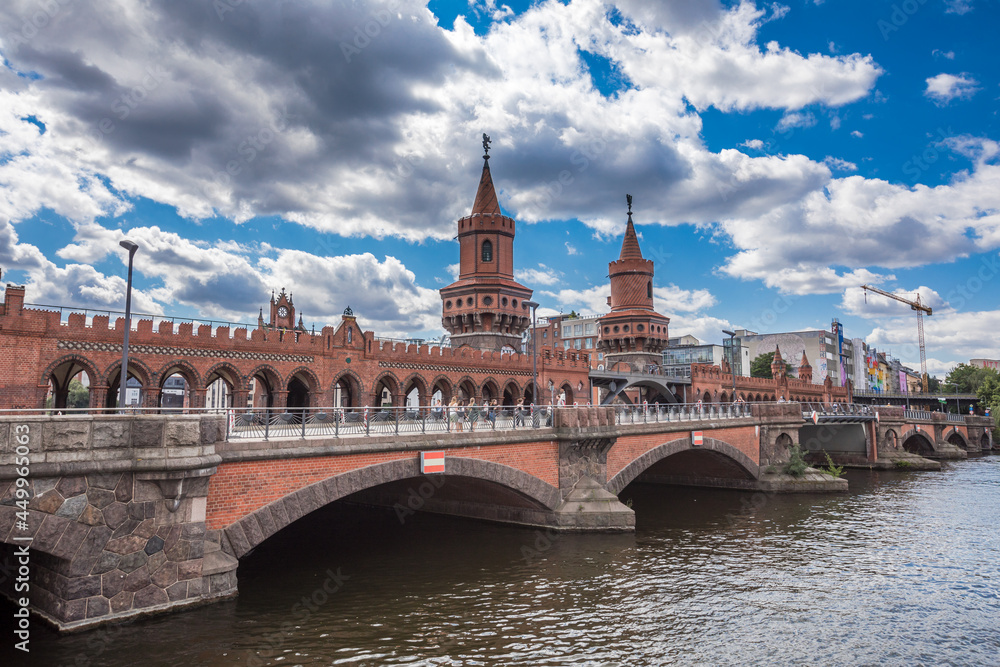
[221,458,562,559]
[607,437,759,496]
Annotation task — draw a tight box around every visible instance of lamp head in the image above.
[524,301,539,309]
[119,239,139,255]
[722,329,736,337]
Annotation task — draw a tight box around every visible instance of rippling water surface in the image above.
[7,456,1000,666]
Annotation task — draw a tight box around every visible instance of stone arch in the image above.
[155,360,202,392]
[372,371,401,408]
[246,364,282,410]
[429,375,453,405]
[719,391,728,404]
[102,357,154,409]
[403,373,429,409]
[286,366,321,410]
[455,376,477,401]
[946,428,968,449]
[331,369,363,408]
[883,428,899,450]
[559,382,574,405]
[702,391,711,403]
[501,379,521,406]
[755,393,762,402]
[900,428,935,455]
[480,377,501,404]
[981,432,992,450]
[607,437,759,495]
[41,354,101,409]
[221,458,562,559]
[204,362,243,409]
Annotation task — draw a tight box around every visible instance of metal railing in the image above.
[800,402,875,419]
[904,409,934,420]
[225,405,555,441]
[611,401,752,424]
[946,413,965,423]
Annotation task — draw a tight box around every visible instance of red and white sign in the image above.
[811,411,819,425]
[420,450,445,474]
[691,431,703,446]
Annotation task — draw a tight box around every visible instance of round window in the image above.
[501,297,508,306]
[483,296,493,306]
[636,324,644,332]
[623,325,630,332]
[512,300,518,308]
[603,326,609,334]
[466,297,473,306]
[613,326,619,333]
[445,300,452,309]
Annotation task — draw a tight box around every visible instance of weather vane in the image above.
[482,133,491,159]
[626,193,632,215]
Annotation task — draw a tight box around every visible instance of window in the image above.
[574,339,582,349]
[564,340,572,349]
[647,281,652,298]
[573,324,582,336]
[585,338,593,348]
[584,323,594,334]
[481,240,493,262]
[554,329,559,337]
[598,353,604,361]
[542,331,547,339]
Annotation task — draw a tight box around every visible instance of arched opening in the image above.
[206,377,232,411]
[902,431,934,455]
[559,383,574,405]
[248,373,275,411]
[431,378,452,406]
[609,438,759,496]
[719,391,728,404]
[755,393,762,402]
[946,431,967,450]
[481,240,493,262]
[982,433,991,450]
[333,375,358,408]
[523,382,536,405]
[481,380,500,405]
[45,359,93,410]
[457,379,477,402]
[702,391,711,403]
[502,381,520,407]
[159,372,190,410]
[287,376,310,412]
[105,364,145,410]
[647,281,652,298]
[405,386,421,410]
[373,375,399,409]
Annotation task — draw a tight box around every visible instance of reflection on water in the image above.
[4,456,1000,666]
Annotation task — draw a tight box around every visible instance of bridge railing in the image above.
[224,404,558,441]
[946,413,965,423]
[800,402,874,418]
[613,401,753,425]
[904,409,934,420]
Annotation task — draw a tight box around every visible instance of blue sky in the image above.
[0,0,998,377]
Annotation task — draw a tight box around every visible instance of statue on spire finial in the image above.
[482,133,491,159]
[626,193,632,213]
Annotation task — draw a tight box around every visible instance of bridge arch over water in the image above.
[220,458,561,559]
[607,437,759,495]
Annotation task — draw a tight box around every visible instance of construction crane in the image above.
[861,284,933,392]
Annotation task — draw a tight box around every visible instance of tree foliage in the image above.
[749,352,794,379]
[927,375,941,393]
[977,374,1000,425]
[944,363,999,394]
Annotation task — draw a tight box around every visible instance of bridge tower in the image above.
[440,136,533,351]
[597,197,670,372]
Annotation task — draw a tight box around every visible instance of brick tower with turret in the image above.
[440,136,533,351]
[597,196,670,372]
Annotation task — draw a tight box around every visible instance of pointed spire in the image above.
[799,350,811,368]
[772,345,784,364]
[619,194,644,261]
[471,151,502,216]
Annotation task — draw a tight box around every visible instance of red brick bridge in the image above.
[0,404,992,631]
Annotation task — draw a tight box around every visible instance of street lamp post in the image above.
[118,240,139,411]
[525,301,539,418]
[722,330,737,405]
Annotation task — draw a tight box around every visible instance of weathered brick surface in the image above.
[606,426,760,479]
[205,439,560,529]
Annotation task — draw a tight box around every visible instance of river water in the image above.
[6,455,1000,666]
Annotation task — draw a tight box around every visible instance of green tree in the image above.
[977,374,1000,422]
[944,363,999,393]
[749,352,793,379]
[67,378,90,409]
[927,375,941,393]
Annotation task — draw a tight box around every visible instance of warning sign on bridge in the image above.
[420,450,445,474]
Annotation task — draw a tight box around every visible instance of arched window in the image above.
[647,281,652,298]
[347,326,352,343]
[482,240,493,262]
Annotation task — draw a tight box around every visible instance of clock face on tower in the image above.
[277,306,288,318]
